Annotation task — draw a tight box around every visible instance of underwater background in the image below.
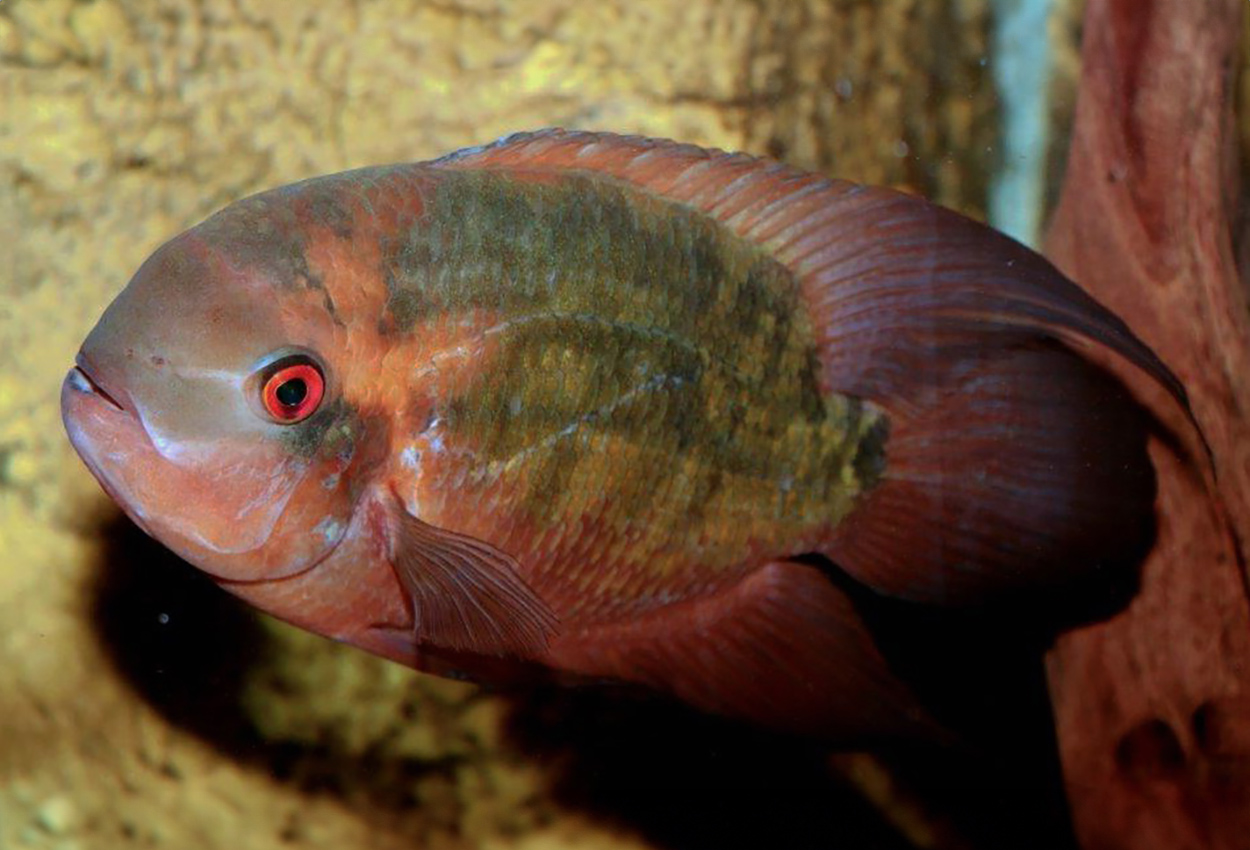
[2,1,1248,848]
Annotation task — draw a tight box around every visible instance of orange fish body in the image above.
[63,131,1181,740]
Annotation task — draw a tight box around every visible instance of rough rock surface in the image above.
[1043,0,1250,847]
[0,1,994,848]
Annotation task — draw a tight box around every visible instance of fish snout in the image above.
[61,350,140,477]
[69,347,139,415]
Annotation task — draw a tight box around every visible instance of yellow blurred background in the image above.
[0,2,1033,848]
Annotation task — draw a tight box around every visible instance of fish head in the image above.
[62,205,379,585]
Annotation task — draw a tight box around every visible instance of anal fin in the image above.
[556,559,945,743]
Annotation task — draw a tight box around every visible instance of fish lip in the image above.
[70,356,125,412]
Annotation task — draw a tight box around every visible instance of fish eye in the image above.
[257,355,325,424]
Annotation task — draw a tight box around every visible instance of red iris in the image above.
[261,362,324,423]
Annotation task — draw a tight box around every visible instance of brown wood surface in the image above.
[1044,0,1250,847]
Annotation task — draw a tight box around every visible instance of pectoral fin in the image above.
[389,502,559,658]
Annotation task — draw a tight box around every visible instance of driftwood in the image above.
[1044,0,1250,847]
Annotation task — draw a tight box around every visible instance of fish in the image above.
[62,129,1189,741]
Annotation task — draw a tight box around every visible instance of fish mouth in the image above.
[68,355,125,412]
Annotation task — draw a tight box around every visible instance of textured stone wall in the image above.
[0,2,994,848]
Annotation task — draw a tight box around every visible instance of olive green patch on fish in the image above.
[379,268,433,335]
[293,183,356,241]
[197,191,342,321]
[385,169,888,567]
[198,197,307,284]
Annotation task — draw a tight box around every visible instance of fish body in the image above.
[63,131,1179,740]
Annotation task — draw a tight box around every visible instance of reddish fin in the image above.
[442,129,1202,604]
[828,343,1156,603]
[389,502,559,658]
[557,559,945,742]
[770,195,1174,603]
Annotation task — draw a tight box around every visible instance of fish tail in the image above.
[798,192,1186,605]
[828,339,1158,604]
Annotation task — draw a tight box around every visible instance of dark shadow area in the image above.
[505,685,922,850]
[89,511,270,756]
[87,511,458,819]
[836,599,1078,849]
[811,549,1137,747]
[504,636,1079,850]
[804,553,1122,850]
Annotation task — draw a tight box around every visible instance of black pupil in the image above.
[275,378,307,408]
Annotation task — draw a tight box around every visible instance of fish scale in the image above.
[373,168,882,584]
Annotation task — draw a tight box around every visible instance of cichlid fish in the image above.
[63,130,1184,740]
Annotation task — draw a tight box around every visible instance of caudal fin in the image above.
[794,194,1168,604]
[825,339,1156,604]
